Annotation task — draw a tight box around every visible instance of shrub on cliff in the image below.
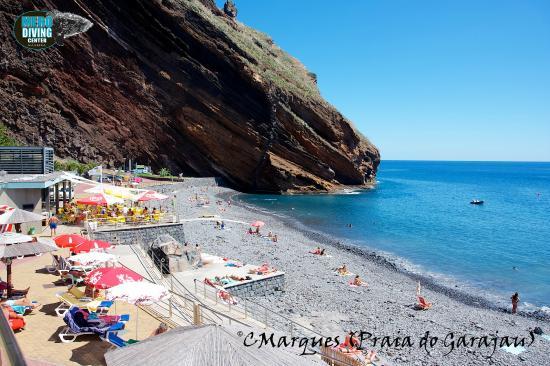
[0,123,19,146]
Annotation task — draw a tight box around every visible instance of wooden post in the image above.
[5,259,12,298]
[193,304,201,325]
[62,181,67,205]
[55,184,59,213]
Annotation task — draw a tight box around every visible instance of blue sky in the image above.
[215,0,550,161]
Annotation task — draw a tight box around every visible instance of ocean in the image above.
[238,161,550,313]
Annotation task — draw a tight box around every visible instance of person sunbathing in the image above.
[229,275,252,281]
[1,297,41,309]
[310,247,321,255]
[352,275,367,287]
[248,263,276,275]
[2,305,25,331]
[336,264,349,275]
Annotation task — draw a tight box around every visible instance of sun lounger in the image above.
[101,330,138,348]
[417,296,432,310]
[59,306,127,343]
[55,286,112,317]
[46,254,62,274]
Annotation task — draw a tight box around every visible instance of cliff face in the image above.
[0,0,380,193]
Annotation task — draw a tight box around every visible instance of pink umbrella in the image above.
[85,267,143,289]
[72,239,112,254]
[76,193,123,206]
[250,221,265,228]
[137,190,169,202]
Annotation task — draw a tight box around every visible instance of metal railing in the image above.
[193,278,326,341]
[127,242,247,327]
[0,312,26,366]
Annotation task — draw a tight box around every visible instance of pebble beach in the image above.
[168,183,549,366]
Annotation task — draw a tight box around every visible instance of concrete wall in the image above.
[0,188,45,233]
[91,223,186,245]
[225,274,285,298]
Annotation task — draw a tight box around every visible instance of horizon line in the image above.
[381,159,550,163]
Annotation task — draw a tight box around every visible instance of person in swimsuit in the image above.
[48,215,60,236]
[337,264,348,275]
[150,322,168,337]
[511,292,520,314]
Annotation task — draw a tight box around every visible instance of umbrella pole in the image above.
[136,306,139,340]
[6,260,12,298]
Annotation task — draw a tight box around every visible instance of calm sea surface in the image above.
[238,161,550,311]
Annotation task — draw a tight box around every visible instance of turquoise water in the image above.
[239,161,550,311]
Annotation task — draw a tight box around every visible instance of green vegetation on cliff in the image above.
[0,123,19,146]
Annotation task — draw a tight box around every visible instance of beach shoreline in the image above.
[172,182,550,365]
[225,191,549,321]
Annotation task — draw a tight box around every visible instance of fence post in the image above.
[169,275,173,317]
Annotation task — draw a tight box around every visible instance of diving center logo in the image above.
[13,11,56,50]
[13,10,94,51]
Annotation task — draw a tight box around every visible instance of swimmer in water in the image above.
[513,266,518,271]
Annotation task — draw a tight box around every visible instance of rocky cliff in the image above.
[0,0,380,193]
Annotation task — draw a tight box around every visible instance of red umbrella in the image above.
[72,239,112,254]
[85,267,143,289]
[137,190,169,202]
[54,234,87,249]
[250,221,265,228]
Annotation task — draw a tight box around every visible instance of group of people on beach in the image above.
[246,227,278,242]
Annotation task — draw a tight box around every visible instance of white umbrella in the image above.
[136,191,169,202]
[106,281,171,339]
[0,208,45,225]
[0,232,33,245]
[85,185,141,200]
[68,252,118,266]
[0,234,57,298]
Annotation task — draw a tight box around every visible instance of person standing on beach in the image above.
[48,215,60,236]
[511,292,520,314]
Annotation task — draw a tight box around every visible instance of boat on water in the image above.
[470,199,484,205]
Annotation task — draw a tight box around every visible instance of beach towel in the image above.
[348,280,368,288]
[63,307,119,337]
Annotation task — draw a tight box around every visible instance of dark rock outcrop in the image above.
[223,0,237,18]
[0,0,379,193]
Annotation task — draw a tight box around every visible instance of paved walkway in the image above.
[1,225,163,365]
